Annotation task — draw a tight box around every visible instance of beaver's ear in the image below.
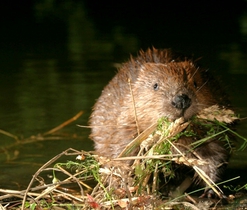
[153,83,159,91]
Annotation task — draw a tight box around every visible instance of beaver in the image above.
[89,48,230,195]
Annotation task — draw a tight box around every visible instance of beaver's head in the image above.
[129,62,216,124]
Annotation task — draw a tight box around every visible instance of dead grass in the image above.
[0,106,245,209]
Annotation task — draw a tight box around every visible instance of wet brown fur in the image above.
[89,48,230,187]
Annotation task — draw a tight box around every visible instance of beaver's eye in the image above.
[193,81,198,89]
[153,83,159,91]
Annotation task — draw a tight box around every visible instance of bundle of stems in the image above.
[0,106,245,209]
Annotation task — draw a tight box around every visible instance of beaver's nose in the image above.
[172,94,191,110]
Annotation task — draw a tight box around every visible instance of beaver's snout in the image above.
[172,94,191,110]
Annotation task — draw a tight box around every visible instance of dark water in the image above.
[0,1,247,189]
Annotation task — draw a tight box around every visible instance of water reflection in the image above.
[35,1,139,63]
[0,1,141,189]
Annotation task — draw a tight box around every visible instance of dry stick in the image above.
[117,118,190,195]
[0,203,5,210]
[55,165,85,197]
[110,109,235,206]
[30,149,91,202]
[33,167,91,202]
[63,147,87,156]
[0,129,18,140]
[0,178,74,201]
[53,189,84,203]
[21,148,74,210]
[0,136,78,155]
[193,166,223,197]
[0,112,84,156]
[166,138,223,197]
[118,122,157,158]
[43,111,83,136]
[152,163,159,194]
[167,202,200,210]
[91,174,110,198]
[33,176,66,201]
[0,191,50,201]
[128,78,140,136]
[55,166,93,190]
[118,168,133,209]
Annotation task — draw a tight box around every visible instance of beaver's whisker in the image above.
[196,79,209,93]
[188,66,199,82]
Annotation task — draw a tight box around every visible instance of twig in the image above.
[166,201,200,210]
[128,78,140,136]
[43,111,83,136]
[21,148,74,209]
[0,129,18,141]
[56,165,85,197]
[0,112,84,156]
[118,122,157,157]
[53,189,85,202]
